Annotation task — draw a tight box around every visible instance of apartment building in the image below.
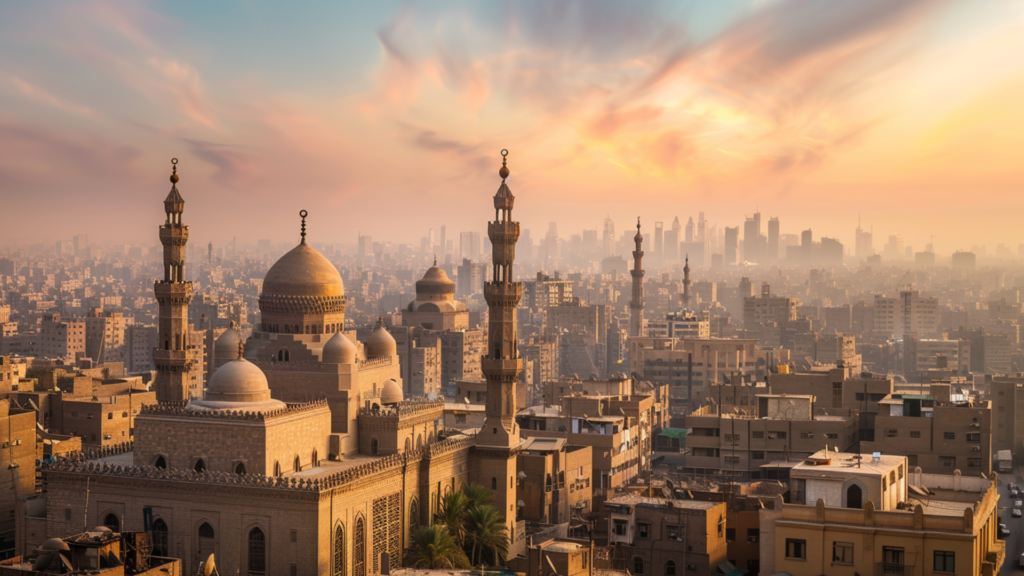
[517,438,593,524]
[742,283,798,329]
[37,313,85,361]
[684,394,860,481]
[768,367,894,440]
[760,450,1003,576]
[861,382,992,474]
[989,375,1024,457]
[606,495,728,576]
[874,290,939,338]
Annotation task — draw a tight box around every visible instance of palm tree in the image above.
[464,504,509,566]
[461,483,493,509]
[406,525,471,569]
[433,491,470,546]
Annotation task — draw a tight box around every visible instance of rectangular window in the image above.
[968,458,981,468]
[768,432,786,440]
[966,432,980,442]
[747,528,759,543]
[455,414,467,424]
[943,432,955,440]
[941,457,956,467]
[613,520,628,536]
[910,430,921,439]
[290,529,297,543]
[785,539,806,560]
[724,434,740,443]
[883,546,905,567]
[638,523,650,538]
[934,551,955,573]
[726,528,735,542]
[800,432,814,439]
[667,525,680,540]
[724,456,740,465]
[825,433,838,439]
[885,429,898,438]
[833,542,854,565]
[751,451,765,460]
[751,431,764,439]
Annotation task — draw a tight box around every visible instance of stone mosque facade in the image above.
[27,156,527,576]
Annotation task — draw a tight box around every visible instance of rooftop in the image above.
[791,450,905,476]
[606,493,721,510]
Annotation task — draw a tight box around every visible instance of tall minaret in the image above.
[153,158,199,402]
[682,255,692,309]
[629,218,645,337]
[478,149,522,536]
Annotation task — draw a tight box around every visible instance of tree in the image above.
[433,491,470,547]
[464,504,509,566]
[406,525,471,569]
[461,483,493,509]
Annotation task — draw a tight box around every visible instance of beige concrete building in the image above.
[84,307,131,365]
[37,314,85,362]
[1,400,36,547]
[760,450,1003,576]
[606,495,728,576]
[874,290,939,338]
[742,283,798,329]
[517,437,593,524]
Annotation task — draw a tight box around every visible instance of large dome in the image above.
[263,243,344,298]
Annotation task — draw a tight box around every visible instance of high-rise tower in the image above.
[629,218,645,337]
[682,255,692,309]
[478,149,522,535]
[153,159,200,402]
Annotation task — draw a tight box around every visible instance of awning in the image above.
[718,561,749,576]
[759,460,800,468]
[658,428,688,439]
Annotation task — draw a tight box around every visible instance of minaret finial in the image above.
[170,158,179,185]
[499,149,509,180]
[433,254,437,266]
[299,210,308,244]
[237,340,244,360]
[637,216,641,231]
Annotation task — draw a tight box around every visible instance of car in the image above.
[1014,509,1022,518]
[1016,500,1023,508]
[1000,525,1011,539]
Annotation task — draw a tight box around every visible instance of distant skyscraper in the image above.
[666,217,681,261]
[697,212,706,243]
[629,219,645,338]
[603,216,615,257]
[685,217,695,243]
[654,222,664,261]
[768,217,780,261]
[855,217,874,259]
[724,227,739,265]
[743,211,765,263]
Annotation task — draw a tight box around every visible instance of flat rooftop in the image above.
[606,493,720,510]
[791,450,905,476]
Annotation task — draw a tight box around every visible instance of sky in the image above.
[1,0,1023,253]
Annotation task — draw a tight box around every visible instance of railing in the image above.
[878,563,907,576]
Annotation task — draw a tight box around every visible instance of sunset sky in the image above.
[1,0,1022,253]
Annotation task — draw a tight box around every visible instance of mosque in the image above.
[30,152,526,576]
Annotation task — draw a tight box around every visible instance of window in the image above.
[751,431,764,439]
[638,523,650,538]
[154,455,167,469]
[785,539,806,560]
[235,462,246,475]
[751,451,765,460]
[968,458,981,468]
[665,561,676,576]
[799,432,814,439]
[941,457,956,467]
[633,557,644,575]
[152,519,169,557]
[724,434,740,443]
[943,432,955,440]
[885,429,898,438]
[825,433,838,439]
[966,432,980,442]
[248,528,266,575]
[883,547,905,567]
[934,551,955,573]
[491,477,498,490]
[194,459,207,473]
[370,438,379,455]
[747,528,758,543]
[333,525,345,576]
[910,430,921,439]
[667,525,680,540]
[833,542,854,565]
[717,516,724,538]
[724,456,740,465]
[103,513,120,532]
[613,520,628,536]
[353,518,365,576]
[768,431,786,440]
[726,528,735,542]
[455,414,467,424]
[290,529,297,543]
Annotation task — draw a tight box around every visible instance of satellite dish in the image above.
[202,553,219,576]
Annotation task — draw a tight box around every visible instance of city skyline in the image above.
[1,0,1023,247]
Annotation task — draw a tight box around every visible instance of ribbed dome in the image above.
[381,379,403,405]
[415,264,456,302]
[214,327,241,360]
[365,320,397,359]
[322,331,356,364]
[263,243,344,298]
[205,358,272,402]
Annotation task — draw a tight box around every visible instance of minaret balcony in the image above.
[482,357,522,374]
[483,282,523,305]
[487,221,520,241]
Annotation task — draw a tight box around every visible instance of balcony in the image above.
[877,563,908,576]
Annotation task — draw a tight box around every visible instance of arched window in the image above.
[666,561,676,576]
[312,450,319,467]
[847,484,863,509]
[248,528,266,576]
[152,519,168,557]
[198,522,215,563]
[103,513,119,532]
[404,438,411,452]
[274,462,282,477]
[334,525,345,576]
[410,499,420,530]
[633,557,644,575]
[194,459,206,473]
[294,455,301,472]
[353,518,365,576]
[370,438,379,455]
[416,435,422,449]
[154,455,167,469]
[491,477,497,490]
[235,462,246,475]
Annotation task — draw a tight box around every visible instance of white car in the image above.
[1016,500,1023,508]
[1014,509,1023,518]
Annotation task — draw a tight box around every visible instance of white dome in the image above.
[381,379,404,405]
[191,358,285,412]
[323,332,356,364]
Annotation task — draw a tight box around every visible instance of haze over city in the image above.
[2,0,1023,249]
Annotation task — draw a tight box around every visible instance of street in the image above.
[999,472,1023,575]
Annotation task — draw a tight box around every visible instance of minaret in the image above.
[682,255,692,309]
[629,218,645,337]
[153,159,199,402]
[478,149,522,536]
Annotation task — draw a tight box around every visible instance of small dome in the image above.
[91,526,113,533]
[205,358,272,402]
[214,327,241,360]
[39,538,70,552]
[381,379,403,405]
[365,319,397,359]
[263,243,344,298]
[323,332,356,364]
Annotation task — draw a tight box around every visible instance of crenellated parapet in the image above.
[139,399,329,421]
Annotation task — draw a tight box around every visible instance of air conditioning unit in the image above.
[970,422,980,427]
[971,446,981,451]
